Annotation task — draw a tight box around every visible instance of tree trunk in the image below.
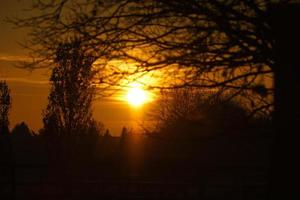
[270,4,300,199]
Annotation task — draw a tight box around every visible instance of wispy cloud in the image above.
[1,77,49,85]
[0,55,31,62]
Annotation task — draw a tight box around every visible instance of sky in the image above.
[0,0,152,135]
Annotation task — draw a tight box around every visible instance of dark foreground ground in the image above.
[0,131,272,199]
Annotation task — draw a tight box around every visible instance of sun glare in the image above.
[126,86,148,107]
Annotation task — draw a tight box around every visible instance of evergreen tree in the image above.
[0,81,11,134]
[11,122,33,137]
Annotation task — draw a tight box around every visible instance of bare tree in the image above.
[0,81,11,134]
[147,88,263,139]
[8,1,279,115]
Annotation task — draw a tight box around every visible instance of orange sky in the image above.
[0,58,150,135]
[0,1,275,136]
[0,0,153,135]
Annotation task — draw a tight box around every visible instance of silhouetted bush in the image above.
[148,88,270,140]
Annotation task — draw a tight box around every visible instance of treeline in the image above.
[0,119,272,199]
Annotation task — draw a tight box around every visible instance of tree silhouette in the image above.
[11,122,33,138]
[0,81,11,135]
[148,88,263,140]
[42,40,97,136]
[9,0,288,115]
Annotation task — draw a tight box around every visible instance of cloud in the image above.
[0,55,31,62]
[2,77,49,85]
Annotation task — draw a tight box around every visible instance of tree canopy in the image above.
[42,40,97,136]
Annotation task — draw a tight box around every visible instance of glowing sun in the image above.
[126,87,148,107]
